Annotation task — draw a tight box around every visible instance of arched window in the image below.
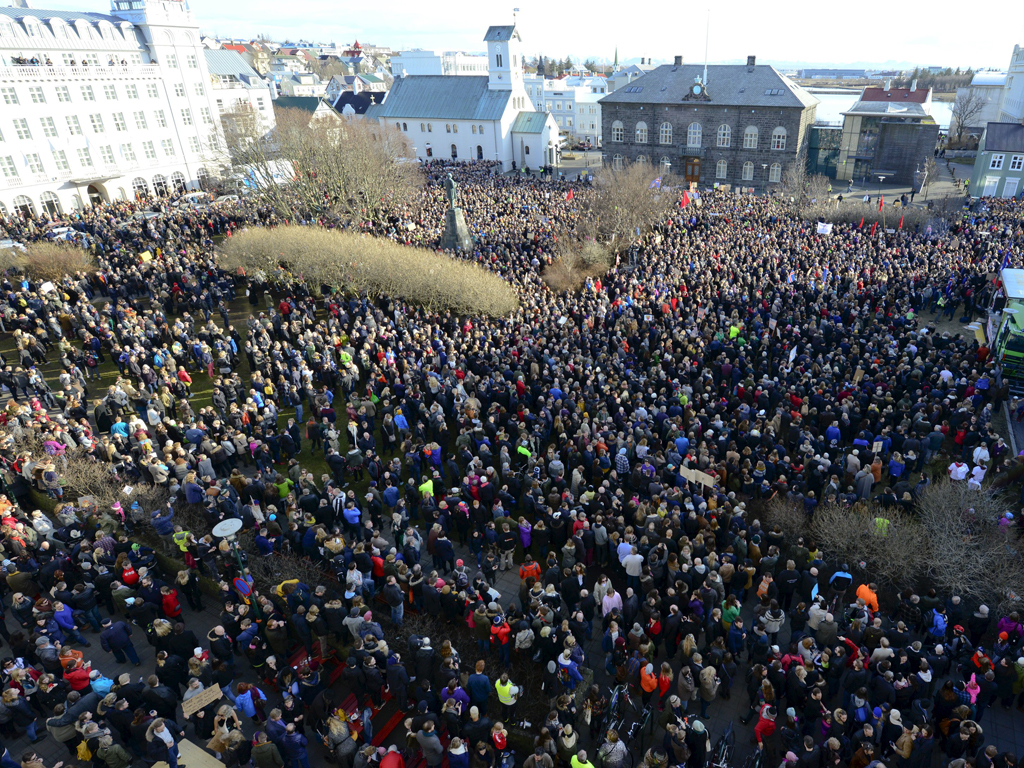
[478,125,484,133]
[420,123,425,132]
[612,154,623,170]
[635,121,647,143]
[395,122,401,130]
[636,155,648,165]
[13,195,35,218]
[40,191,61,216]
[612,120,624,143]
[717,124,731,148]
[427,123,432,132]
[402,123,407,131]
[769,163,782,182]
[472,125,477,134]
[659,122,672,145]
[716,159,728,179]
[687,123,702,148]
[743,126,758,149]
[446,124,451,133]
[152,174,168,196]
[132,177,149,198]
[476,145,483,160]
[660,156,672,172]
[170,171,186,193]
[742,162,754,180]
[116,187,127,201]
[771,127,787,150]
[71,194,83,210]
[525,146,530,155]
[452,124,457,133]
[450,144,458,159]
[196,167,210,190]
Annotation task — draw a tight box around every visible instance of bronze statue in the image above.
[443,173,458,209]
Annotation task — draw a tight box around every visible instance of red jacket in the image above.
[63,665,92,691]
[490,622,511,646]
[162,590,182,618]
[753,706,777,745]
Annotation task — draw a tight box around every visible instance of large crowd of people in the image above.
[0,158,1021,768]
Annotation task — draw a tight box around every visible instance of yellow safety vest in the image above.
[172,530,190,551]
[495,679,516,705]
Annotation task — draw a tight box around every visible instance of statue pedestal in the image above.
[440,207,474,251]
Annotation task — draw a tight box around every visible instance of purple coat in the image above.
[519,522,532,549]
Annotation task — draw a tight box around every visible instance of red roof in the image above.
[860,87,929,103]
[222,44,246,54]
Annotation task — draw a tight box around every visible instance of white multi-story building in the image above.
[0,0,231,218]
[205,49,275,131]
[998,44,1024,123]
[523,74,606,145]
[391,49,488,78]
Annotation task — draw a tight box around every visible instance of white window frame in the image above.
[13,118,31,141]
[769,162,782,182]
[659,122,672,145]
[28,86,45,104]
[771,127,787,151]
[687,123,702,148]
[40,117,58,138]
[742,161,754,180]
[611,120,623,143]
[716,159,728,179]
[1011,155,1024,171]
[635,122,647,144]
[52,149,70,171]
[990,153,1005,170]
[717,124,731,148]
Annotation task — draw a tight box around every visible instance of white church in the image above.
[365,25,559,171]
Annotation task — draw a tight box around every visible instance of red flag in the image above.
[858,217,864,229]
[680,192,690,208]
[878,196,884,212]
[898,216,904,230]
[870,222,878,237]
[566,189,574,201]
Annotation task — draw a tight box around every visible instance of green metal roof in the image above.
[511,111,549,134]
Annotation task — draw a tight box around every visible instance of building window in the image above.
[472,125,477,134]
[147,83,159,98]
[555,102,562,111]
[13,119,31,141]
[90,114,105,133]
[188,136,201,153]
[660,122,672,145]
[716,159,728,178]
[636,155,648,165]
[52,150,70,171]
[174,83,185,98]
[771,127,787,150]
[199,108,212,125]
[121,143,136,162]
[402,122,407,130]
[28,87,45,104]
[81,85,95,101]
[257,97,265,111]
[112,112,127,132]
[100,145,115,165]
[446,124,451,133]
[743,126,758,149]
[143,140,156,160]
[103,84,117,100]
[126,84,138,99]
[187,53,198,69]
[427,123,432,132]
[161,138,175,156]
[181,109,193,126]
[66,115,82,135]
[479,125,484,133]
[77,147,94,168]
[635,121,648,143]
[420,123,425,132]
[769,162,781,182]
[742,161,754,180]
[612,120,624,142]
[41,117,58,138]
[496,53,502,68]
[155,110,167,128]
[717,124,731,147]
[612,153,623,170]
[453,124,457,133]
[1011,155,1024,171]
[26,153,43,174]
[55,86,70,103]
[450,143,458,159]
[0,156,17,178]
[166,54,177,69]
[687,123,702,148]
[134,111,148,130]
[990,154,1005,170]
[62,53,74,66]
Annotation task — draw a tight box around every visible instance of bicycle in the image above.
[626,704,653,752]
[709,720,735,768]
[742,746,764,768]
[607,684,639,726]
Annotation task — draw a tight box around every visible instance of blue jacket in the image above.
[100,621,134,651]
[53,604,79,633]
[151,509,175,535]
[467,672,490,704]
[235,687,265,718]
[281,733,308,760]
[266,718,287,747]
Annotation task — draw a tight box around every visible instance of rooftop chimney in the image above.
[885,78,891,92]
[674,55,683,66]
[747,55,756,69]
[910,79,917,92]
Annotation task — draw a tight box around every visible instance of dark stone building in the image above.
[599,56,818,189]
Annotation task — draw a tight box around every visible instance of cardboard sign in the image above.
[872,441,884,454]
[40,281,55,294]
[139,251,152,262]
[182,683,222,717]
[768,318,777,331]
[853,367,865,384]
[680,467,697,483]
[693,470,719,488]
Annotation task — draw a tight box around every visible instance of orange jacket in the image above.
[856,584,879,613]
[640,665,659,693]
[519,562,541,582]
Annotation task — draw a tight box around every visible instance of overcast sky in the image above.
[38,0,1022,70]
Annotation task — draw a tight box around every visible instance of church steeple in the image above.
[484,24,522,92]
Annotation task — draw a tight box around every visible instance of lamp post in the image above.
[876,173,887,202]
[212,518,261,620]
[762,163,768,195]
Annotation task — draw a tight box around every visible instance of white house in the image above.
[0,0,230,218]
[998,44,1024,123]
[953,71,1007,135]
[390,49,489,78]
[524,73,606,145]
[205,49,275,130]
[366,24,558,170]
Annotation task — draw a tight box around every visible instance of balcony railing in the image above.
[3,177,24,188]
[0,64,162,80]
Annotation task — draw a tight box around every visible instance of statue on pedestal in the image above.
[443,173,459,209]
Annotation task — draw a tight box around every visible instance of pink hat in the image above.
[363,612,372,621]
[435,578,446,588]
[456,559,464,567]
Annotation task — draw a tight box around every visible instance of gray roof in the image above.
[365,76,510,121]
[599,63,818,109]
[274,96,328,114]
[0,7,125,24]
[204,49,264,87]
[843,101,930,118]
[984,122,1024,153]
[511,112,548,134]
[483,25,518,42]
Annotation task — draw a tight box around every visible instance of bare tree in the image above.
[586,163,676,254]
[20,242,95,282]
[951,90,987,145]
